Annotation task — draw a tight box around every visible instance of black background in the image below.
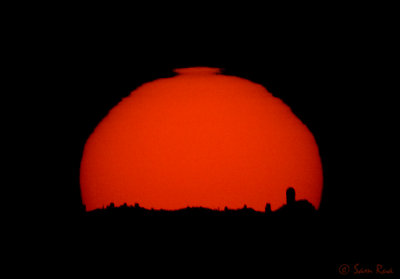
[19,8,397,277]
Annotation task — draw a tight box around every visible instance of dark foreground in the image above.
[38,188,395,278]
[33,201,395,279]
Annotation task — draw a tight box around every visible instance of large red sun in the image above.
[80,67,323,212]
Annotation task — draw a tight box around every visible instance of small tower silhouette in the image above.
[286,187,295,206]
[265,203,271,214]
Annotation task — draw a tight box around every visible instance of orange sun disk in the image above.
[80,67,323,212]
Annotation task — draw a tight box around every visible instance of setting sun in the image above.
[80,67,323,212]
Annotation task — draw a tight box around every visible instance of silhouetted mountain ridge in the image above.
[86,204,267,217]
[84,188,317,218]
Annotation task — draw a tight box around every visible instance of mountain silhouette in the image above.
[83,187,317,219]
